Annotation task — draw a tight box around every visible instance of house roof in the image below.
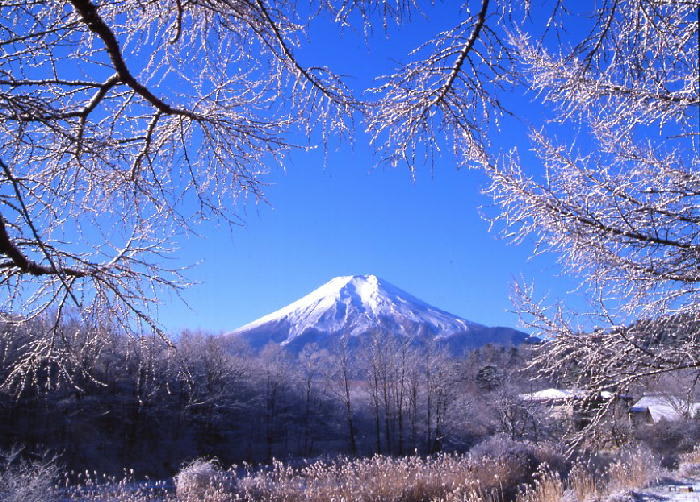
[630,396,700,423]
[519,388,629,403]
[519,388,585,401]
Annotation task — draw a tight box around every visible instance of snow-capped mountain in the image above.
[227,274,534,354]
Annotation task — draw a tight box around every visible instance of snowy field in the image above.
[627,479,700,502]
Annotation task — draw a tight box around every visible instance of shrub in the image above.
[0,447,60,502]
[469,435,567,491]
[174,459,232,501]
[635,419,700,468]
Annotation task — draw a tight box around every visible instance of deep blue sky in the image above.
[161,140,585,335]
[162,147,575,335]
[156,2,587,335]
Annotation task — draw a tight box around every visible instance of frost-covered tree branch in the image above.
[367,0,515,168]
[0,0,355,389]
[483,0,699,445]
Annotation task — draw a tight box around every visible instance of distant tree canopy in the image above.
[0,0,698,402]
[0,323,540,475]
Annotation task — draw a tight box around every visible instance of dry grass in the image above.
[679,445,700,465]
[62,471,173,502]
[232,454,517,501]
[515,448,660,502]
[57,447,554,502]
[515,467,564,502]
[678,445,700,478]
[603,448,659,494]
[2,442,665,501]
[566,461,601,502]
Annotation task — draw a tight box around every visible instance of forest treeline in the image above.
[0,316,549,478]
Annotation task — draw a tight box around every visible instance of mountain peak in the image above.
[234,274,417,334]
[320,274,380,293]
[348,273,379,282]
[228,275,533,353]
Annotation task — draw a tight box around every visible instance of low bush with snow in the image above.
[0,447,59,502]
[174,459,234,501]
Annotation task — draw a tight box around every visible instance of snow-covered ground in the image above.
[614,474,700,502]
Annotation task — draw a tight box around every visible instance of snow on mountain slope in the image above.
[228,274,534,353]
